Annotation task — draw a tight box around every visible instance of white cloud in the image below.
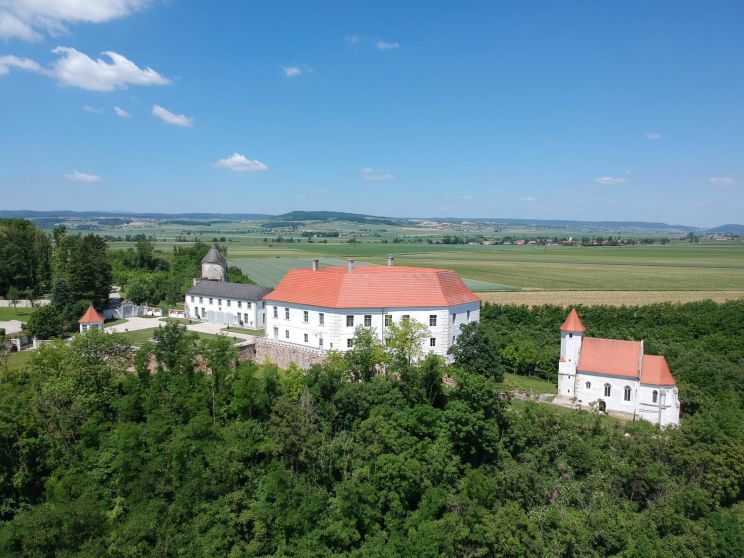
[213,153,268,172]
[456,194,475,201]
[518,196,536,202]
[709,176,736,186]
[113,105,131,118]
[345,34,360,44]
[0,0,151,41]
[283,65,302,78]
[376,41,399,50]
[82,104,103,113]
[594,176,627,185]
[0,54,43,75]
[645,132,662,140]
[0,47,169,92]
[360,167,395,181]
[66,170,101,183]
[152,104,192,127]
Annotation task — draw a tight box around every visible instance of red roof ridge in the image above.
[79,305,104,324]
[561,308,586,332]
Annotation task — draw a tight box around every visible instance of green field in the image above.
[3,351,34,371]
[0,307,33,322]
[503,373,557,395]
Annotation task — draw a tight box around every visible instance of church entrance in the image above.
[598,400,606,412]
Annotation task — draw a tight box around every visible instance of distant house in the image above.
[263,258,480,359]
[184,245,270,327]
[556,309,680,427]
[79,306,105,333]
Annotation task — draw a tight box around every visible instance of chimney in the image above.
[387,256,395,267]
[638,340,644,374]
[347,258,355,273]
[312,259,319,271]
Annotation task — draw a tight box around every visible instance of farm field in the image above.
[479,290,744,307]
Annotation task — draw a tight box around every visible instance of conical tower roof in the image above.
[202,244,226,264]
[79,305,105,324]
[560,308,586,332]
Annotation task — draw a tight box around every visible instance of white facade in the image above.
[263,300,480,358]
[558,328,680,428]
[185,294,265,328]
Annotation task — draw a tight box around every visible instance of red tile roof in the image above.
[265,266,480,309]
[640,355,676,386]
[560,308,586,332]
[578,337,642,378]
[78,305,105,324]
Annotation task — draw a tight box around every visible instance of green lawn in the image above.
[0,307,33,322]
[509,399,627,428]
[503,373,557,395]
[104,319,128,327]
[3,351,34,371]
[110,328,244,346]
[159,317,192,325]
[222,326,264,336]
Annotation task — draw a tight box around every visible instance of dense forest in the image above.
[0,301,742,556]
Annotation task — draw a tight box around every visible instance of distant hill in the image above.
[271,211,407,226]
[424,217,698,232]
[707,224,744,234]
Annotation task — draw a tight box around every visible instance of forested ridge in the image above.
[0,301,743,556]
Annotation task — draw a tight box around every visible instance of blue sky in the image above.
[1,1,742,226]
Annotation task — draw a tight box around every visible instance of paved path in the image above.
[0,320,24,334]
[104,317,162,333]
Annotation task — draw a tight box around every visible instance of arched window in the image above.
[604,383,611,397]
[624,385,631,401]
[585,381,591,389]
[652,390,658,403]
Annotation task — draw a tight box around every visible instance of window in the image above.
[430,338,436,347]
[604,384,611,397]
[304,333,309,343]
[190,296,194,302]
[467,310,471,320]
[346,315,354,327]
[273,306,278,318]
[285,330,289,339]
[218,299,222,305]
[402,315,410,323]
[247,301,252,308]
[273,327,278,338]
[238,301,242,308]
[227,300,231,307]
[585,381,591,389]
[652,390,658,403]
[452,313,456,323]
[209,298,214,304]
[244,313,248,322]
[285,308,290,320]
[452,335,456,344]
[199,297,203,303]
[319,313,325,325]
[624,386,631,401]
[303,310,309,323]
[385,314,392,326]
[319,338,324,348]
[201,308,206,317]
[347,339,353,348]
[430,314,437,327]
[364,315,372,327]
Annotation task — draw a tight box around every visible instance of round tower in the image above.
[201,244,227,281]
[558,308,585,397]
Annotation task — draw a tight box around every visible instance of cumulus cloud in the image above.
[213,153,268,172]
[66,170,101,183]
[376,41,399,50]
[82,104,103,113]
[0,47,169,92]
[0,54,43,75]
[0,0,151,41]
[709,176,736,186]
[113,105,131,118]
[152,104,192,127]
[645,132,662,140]
[282,65,302,78]
[360,167,395,181]
[594,176,627,185]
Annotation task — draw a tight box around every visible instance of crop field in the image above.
[479,290,744,307]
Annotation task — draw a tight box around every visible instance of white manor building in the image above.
[557,309,680,427]
[184,245,270,327]
[263,259,481,359]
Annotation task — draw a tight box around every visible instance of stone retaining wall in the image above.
[254,338,326,370]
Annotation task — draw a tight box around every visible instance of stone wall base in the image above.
[255,338,326,370]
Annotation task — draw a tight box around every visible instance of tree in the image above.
[6,287,19,314]
[125,274,152,305]
[49,277,73,309]
[448,321,503,381]
[53,231,112,309]
[0,219,52,297]
[384,318,428,370]
[345,326,389,382]
[201,335,238,422]
[23,304,64,339]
